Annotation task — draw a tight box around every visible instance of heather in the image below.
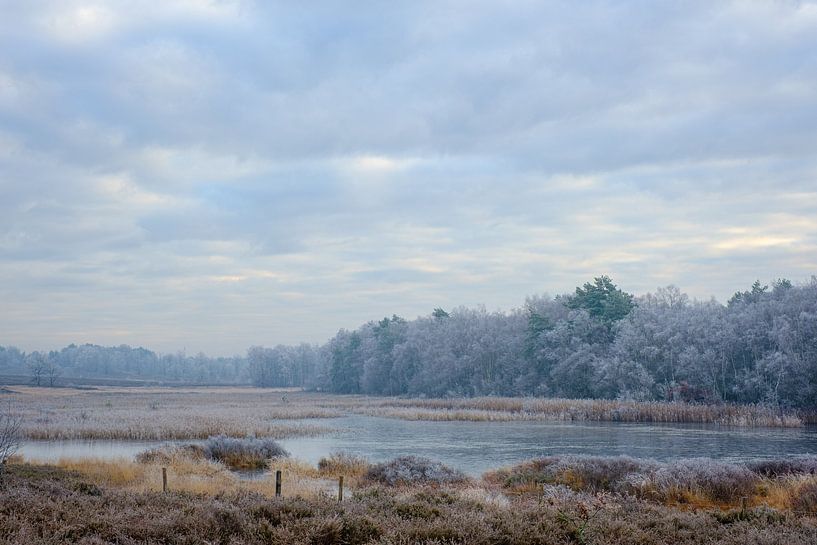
[486,455,817,510]
[2,462,817,545]
[364,456,469,487]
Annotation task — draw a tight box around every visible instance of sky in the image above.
[1,0,816,356]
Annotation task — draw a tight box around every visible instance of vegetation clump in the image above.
[644,458,759,503]
[137,435,288,470]
[487,455,817,509]
[202,435,289,469]
[135,444,206,465]
[791,481,817,515]
[746,456,817,477]
[317,451,370,477]
[364,456,469,487]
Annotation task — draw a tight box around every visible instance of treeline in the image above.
[0,344,247,385]
[3,276,817,408]
[317,277,817,408]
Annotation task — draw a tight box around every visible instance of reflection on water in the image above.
[19,416,817,476]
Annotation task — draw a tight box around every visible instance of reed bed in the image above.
[355,397,805,427]
[6,387,337,440]
[5,386,809,444]
[359,407,524,421]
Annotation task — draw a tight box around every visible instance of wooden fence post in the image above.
[275,470,282,497]
[338,476,344,502]
[162,467,167,493]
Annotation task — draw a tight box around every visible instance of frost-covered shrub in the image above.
[552,456,659,491]
[791,481,817,514]
[493,455,778,505]
[364,456,468,487]
[135,444,206,464]
[203,435,289,469]
[746,457,817,477]
[652,458,759,502]
[136,436,289,469]
[497,456,659,492]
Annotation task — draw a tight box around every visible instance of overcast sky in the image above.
[1,1,816,355]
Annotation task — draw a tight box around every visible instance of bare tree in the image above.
[26,352,47,387]
[45,360,61,387]
[0,404,21,478]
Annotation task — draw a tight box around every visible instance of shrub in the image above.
[135,444,206,464]
[491,455,659,492]
[746,457,817,477]
[202,435,289,469]
[492,455,769,506]
[364,456,469,487]
[791,481,817,514]
[136,436,289,470]
[550,456,657,491]
[713,505,786,524]
[652,459,760,503]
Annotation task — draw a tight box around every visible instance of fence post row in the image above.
[338,475,344,502]
[162,467,167,493]
[275,470,282,497]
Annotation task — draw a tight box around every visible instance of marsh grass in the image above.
[8,387,335,440]
[358,397,806,426]
[7,387,806,444]
[42,454,337,499]
[317,451,370,478]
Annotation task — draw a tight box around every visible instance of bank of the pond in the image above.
[3,462,817,545]
[18,415,817,477]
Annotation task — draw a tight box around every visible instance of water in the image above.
[19,416,817,476]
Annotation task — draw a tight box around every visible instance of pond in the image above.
[19,415,817,476]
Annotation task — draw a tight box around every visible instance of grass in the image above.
[4,387,808,443]
[356,397,807,426]
[6,386,337,440]
[2,460,817,545]
[318,452,370,478]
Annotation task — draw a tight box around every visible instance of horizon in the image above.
[3,274,813,357]
[2,1,816,356]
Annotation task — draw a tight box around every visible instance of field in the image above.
[2,386,809,442]
[2,455,817,545]
[3,386,817,543]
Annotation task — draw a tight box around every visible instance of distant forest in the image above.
[2,276,816,408]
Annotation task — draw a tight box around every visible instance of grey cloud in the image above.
[1,0,816,354]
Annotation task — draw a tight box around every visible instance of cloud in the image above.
[0,0,816,354]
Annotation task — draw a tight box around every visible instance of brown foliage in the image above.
[2,463,817,545]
